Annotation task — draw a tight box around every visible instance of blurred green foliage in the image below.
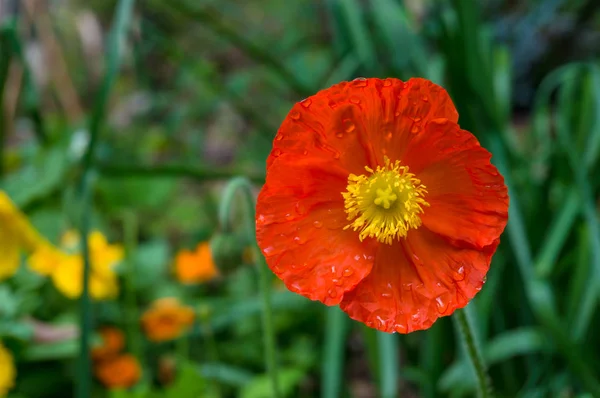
[1,0,600,397]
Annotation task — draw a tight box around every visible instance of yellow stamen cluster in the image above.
[342,157,429,244]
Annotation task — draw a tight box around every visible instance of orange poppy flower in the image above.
[174,242,218,284]
[94,354,141,389]
[141,298,195,342]
[91,327,125,361]
[256,77,509,333]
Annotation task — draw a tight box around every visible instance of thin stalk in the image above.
[98,163,265,184]
[0,24,14,177]
[453,308,493,398]
[123,212,141,357]
[75,2,135,397]
[218,177,280,398]
[76,171,94,398]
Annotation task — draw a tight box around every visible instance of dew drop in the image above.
[353,77,368,87]
[403,82,409,89]
[293,235,306,244]
[290,110,301,120]
[385,131,393,140]
[335,131,343,138]
[302,150,308,156]
[285,213,293,220]
[313,220,323,229]
[381,292,392,298]
[328,289,337,298]
[435,295,448,313]
[394,111,401,117]
[273,148,282,157]
[410,125,420,134]
[263,246,274,255]
[395,324,407,333]
[414,117,421,122]
[257,214,266,224]
[295,201,307,215]
[454,266,465,281]
[328,100,338,109]
[350,96,361,104]
[275,135,283,141]
[343,268,354,277]
[383,79,392,87]
[300,98,312,108]
[333,278,343,286]
[332,152,340,159]
[422,96,428,102]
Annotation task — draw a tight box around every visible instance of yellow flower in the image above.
[28,244,66,276]
[174,242,218,284]
[0,343,16,396]
[0,191,48,280]
[50,231,123,300]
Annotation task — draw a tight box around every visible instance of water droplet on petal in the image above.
[381,292,392,298]
[333,278,343,286]
[454,266,465,281]
[342,119,356,133]
[295,202,307,215]
[385,131,393,140]
[328,289,337,298]
[290,110,301,120]
[285,213,293,220]
[414,117,421,122]
[335,131,344,138]
[353,77,368,87]
[343,268,353,277]
[263,246,274,255]
[395,324,407,333]
[332,152,340,159]
[313,220,323,228]
[411,125,420,134]
[302,150,308,156]
[275,135,283,141]
[422,96,428,102]
[273,148,282,157]
[293,236,306,245]
[350,96,361,104]
[435,296,448,313]
[300,98,312,108]
[383,79,392,87]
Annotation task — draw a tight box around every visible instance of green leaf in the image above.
[0,146,69,208]
[240,368,305,398]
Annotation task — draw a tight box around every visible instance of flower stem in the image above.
[123,212,142,358]
[77,171,93,398]
[218,177,280,398]
[453,308,493,398]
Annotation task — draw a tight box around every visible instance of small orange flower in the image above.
[256,78,509,333]
[94,354,141,389]
[174,242,218,284]
[141,298,195,342]
[91,327,125,361]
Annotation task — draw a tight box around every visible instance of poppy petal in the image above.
[340,227,499,333]
[402,119,509,248]
[257,156,377,305]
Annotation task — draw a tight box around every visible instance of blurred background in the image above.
[1,0,600,397]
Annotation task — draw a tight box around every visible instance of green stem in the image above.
[453,308,493,398]
[75,2,135,397]
[123,212,141,358]
[218,177,280,398]
[0,23,14,177]
[98,163,265,184]
[77,171,94,398]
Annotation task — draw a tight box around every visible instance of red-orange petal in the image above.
[402,119,509,248]
[270,77,459,172]
[340,227,499,333]
[257,156,377,305]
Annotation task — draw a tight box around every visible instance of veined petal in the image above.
[340,227,499,333]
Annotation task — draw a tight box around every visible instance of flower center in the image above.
[342,157,429,244]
